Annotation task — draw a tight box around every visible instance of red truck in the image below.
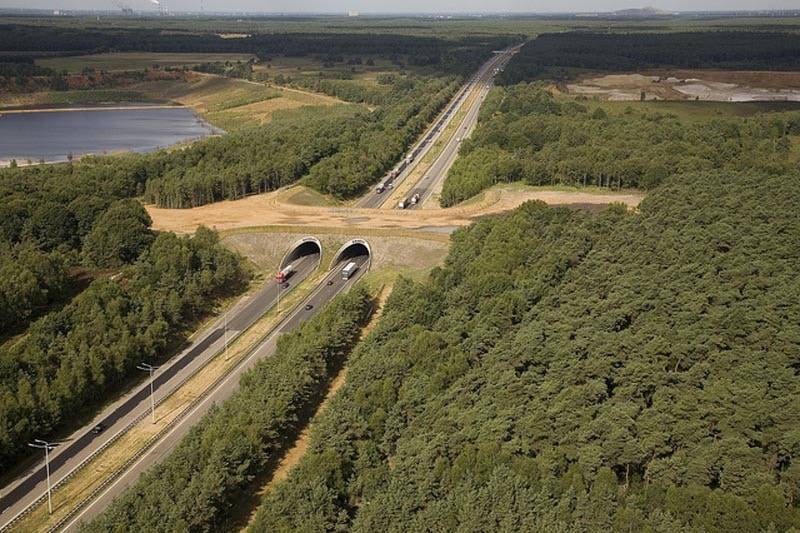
[275,264,293,283]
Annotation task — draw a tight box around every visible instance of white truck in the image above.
[341,261,358,280]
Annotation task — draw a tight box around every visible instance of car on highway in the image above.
[304,304,314,310]
[91,423,105,435]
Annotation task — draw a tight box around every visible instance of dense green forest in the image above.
[0,159,151,335]
[143,73,461,206]
[0,25,512,76]
[499,31,800,84]
[2,28,507,207]
[440,84,800,206]
[0,129,251,470]
[82,287,373,532]
[0,226,248,471]
[250,172,800,531]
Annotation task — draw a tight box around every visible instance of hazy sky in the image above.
[2,0,799,13]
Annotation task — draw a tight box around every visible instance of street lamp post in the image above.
[224,307,229,358]
[28,439,57,514]
[136,363,159,423]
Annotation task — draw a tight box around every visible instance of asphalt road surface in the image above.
[356,47,516,209]
[406,47,518,209]
[62,252,369,532]
[0,251,322,531]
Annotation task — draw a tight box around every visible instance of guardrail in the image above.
[0,275,315,532]
[0,319,252,533]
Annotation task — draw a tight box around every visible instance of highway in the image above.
[61,251,369,532]
[356,45,521,209]
[356,45,518,210]
[407,46,519,209]
[0,250,323,531]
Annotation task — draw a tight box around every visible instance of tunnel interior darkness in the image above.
[280,239,322,270]
[332,241,371,268]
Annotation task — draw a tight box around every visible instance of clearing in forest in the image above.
[146,185,644,235]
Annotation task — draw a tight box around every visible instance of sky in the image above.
[2,0,799,13]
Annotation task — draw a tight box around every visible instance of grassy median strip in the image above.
[384,85,478,208]
[10,267,327,533]
[80,287,374,532]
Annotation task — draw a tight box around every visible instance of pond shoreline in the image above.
[0,107,222,167]
[0,103,183,115]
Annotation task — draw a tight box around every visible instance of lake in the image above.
[0,107,221,164]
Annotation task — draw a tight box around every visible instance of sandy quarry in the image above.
[147,185,644,235]
[567,71,800,102]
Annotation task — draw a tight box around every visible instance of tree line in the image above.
[141,73,460,206]
[0,158,153,334]
[82,286,373,532]
[0,24,512,76]
[440,84,800,206]
[250,171,800,531]
[0,155,250,469]
[0,226,248,472]
[499,31,800,84]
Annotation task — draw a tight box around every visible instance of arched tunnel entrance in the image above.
[280,237,322,272]
[331,239,371,274]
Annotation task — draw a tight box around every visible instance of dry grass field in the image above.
[128,74,347,129]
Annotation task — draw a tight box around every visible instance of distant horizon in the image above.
[2,2,800,16]
[2,6,800,15]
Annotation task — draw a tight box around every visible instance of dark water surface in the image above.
[0,107,220,163]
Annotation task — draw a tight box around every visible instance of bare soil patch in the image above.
[147,186,643,236]
[568,71,800,102]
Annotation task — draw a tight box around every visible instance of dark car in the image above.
[326,280,334,286]
[91,423,105,435]
[282,282,290,289]
[304,304,314,310]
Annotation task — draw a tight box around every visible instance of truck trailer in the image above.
[341,261,358,280]
[275,264,293,283]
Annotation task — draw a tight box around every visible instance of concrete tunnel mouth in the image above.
[280,237,323,271]
[331,239,371,271]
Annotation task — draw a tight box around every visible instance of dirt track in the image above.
[147,185,644,235]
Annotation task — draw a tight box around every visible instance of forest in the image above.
[0,147,250,470]
[249,171,800,531]
[498,31,800,84]
[440,84,800,206]
[82,287,373,532]
[143,73,461,206]
[1,26,508,207]
[0,225,248,471]
[0,24,512,76]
